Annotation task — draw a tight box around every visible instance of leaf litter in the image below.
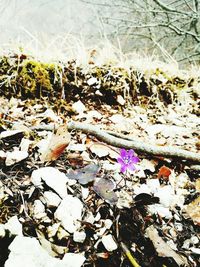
[0,55,199,267]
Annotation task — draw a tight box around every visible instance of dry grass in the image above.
[0,32,199,106]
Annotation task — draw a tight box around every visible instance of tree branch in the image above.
[152,0,192,16]
[66,121,200,163]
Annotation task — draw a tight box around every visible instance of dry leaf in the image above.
[183,196,200,225]
[93,178,118,205]
[157,165,171,180]
[195,179,200,192]
[146,225,188,266]
[89,142,118,159]
[66,152,84,167]
[40,125,71,162]
[67,164,99,185]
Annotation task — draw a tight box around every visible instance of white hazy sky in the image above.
[0,0,112,45]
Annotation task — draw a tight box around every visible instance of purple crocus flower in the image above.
[117,148,139,173]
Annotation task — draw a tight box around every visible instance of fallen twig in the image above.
[67,121,200,163]
[30,121,200,163]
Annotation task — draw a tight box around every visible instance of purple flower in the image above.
[117,148,139,173]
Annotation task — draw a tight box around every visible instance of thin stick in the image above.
[67,121,200,163]
[121,242,140,267]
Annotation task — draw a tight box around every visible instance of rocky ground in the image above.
[0,53,199,267]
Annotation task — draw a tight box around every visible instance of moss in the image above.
[17,60,55,98]
[0,53,197,105]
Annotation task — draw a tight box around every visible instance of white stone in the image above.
[175,223,183,232]
[62,253,86,267]
[182,239,190,249]
[0,130,24,139]
[5,150,28,166]
[94,212,101,222]
[95,90,102,96]
[81,187,89,199]
[133,184,151,195]
[154,185,175,208]
[102,234,118,251]
[117,95,126,105]
[54,195,83,233]
[5,216,23,236]
[104,219,113,229]
[67,143,86,151]
[148,204,172,219]
[146,179,160,193]
[190,236,199,245]
[87,110,102,120]
[73,231,86,243]
[31,167,68,198]
[102,161,117,171]
[87,77,98,86]
[57,227,70,240]
[5,236,85,267]
[47,223,60,238]
[190,247,200,255]
[139,159,156,172]
[110,114,125,124]
[19,138,32,152]
[43,191,61,207]
[72,101,86,114]
[0,224,5,237]
[42,109,61,122]
[0,150,6,159]
[84,211,95,224]
[97,227,107,236]
[117,190,133,209]
[33,200,46,220]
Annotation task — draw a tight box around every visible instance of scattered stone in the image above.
[102,234,118,251]
[33,200,46,220]
[43,191,61,208]
[117,95,126,105]
[87,77,98,86]
[73,231,86,243]
[31,167,69,199]
[54,195,83,233]
[5,150,28,166]
[4,216,23,236]
[72,101,86,114]
[5,236,85,267]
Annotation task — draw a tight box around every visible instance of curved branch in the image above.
[31,121,200,163]
[67,121,200,163]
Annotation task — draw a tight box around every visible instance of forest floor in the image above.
[0,52,199,267]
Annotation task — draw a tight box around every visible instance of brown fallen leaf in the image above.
[40,125,71,162]
[157,165,171,180]
[66,152,84,167]
[183,196,200,226]
[146,225,188,266]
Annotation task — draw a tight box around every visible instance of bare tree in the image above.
[82,0,200,65]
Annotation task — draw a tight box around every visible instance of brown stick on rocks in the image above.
[67,121,200,163]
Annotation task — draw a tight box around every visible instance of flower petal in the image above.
[117,157,124,164]
[131,156,140,163]
[127,149,134,157]
[120,148,127,158]
[127,163,136,171]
